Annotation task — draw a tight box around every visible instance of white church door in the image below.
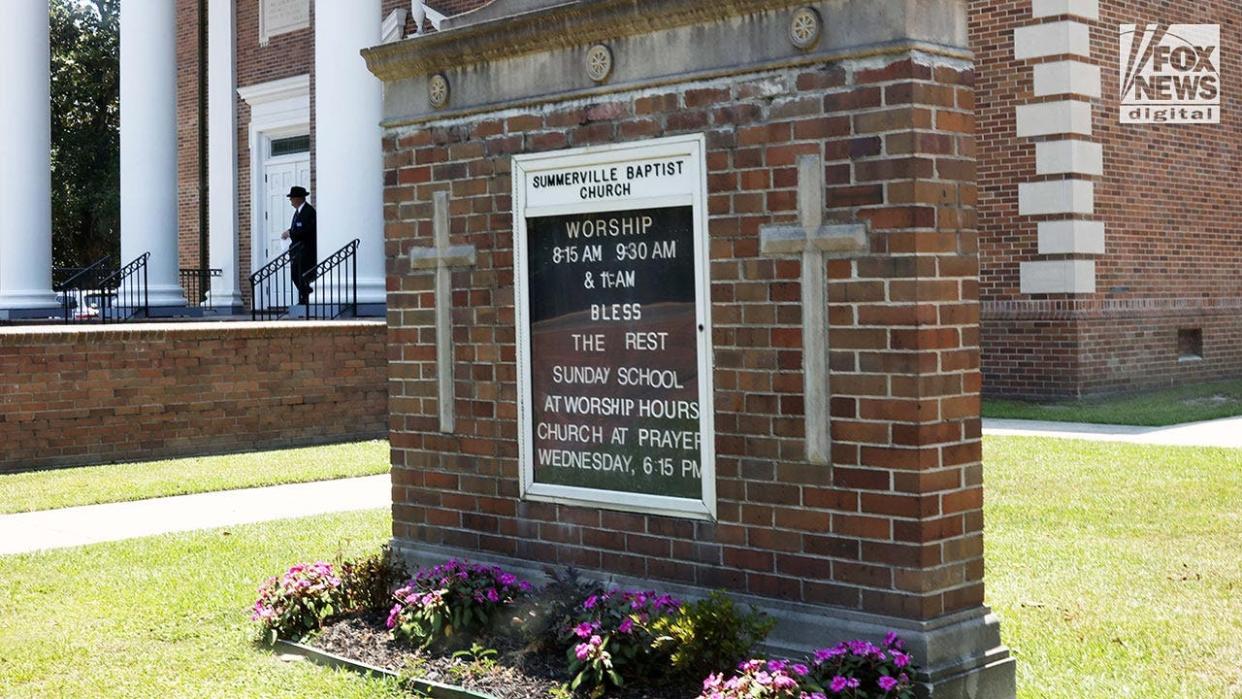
[260,136,311,265]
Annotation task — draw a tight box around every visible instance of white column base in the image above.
[356,277,387,306]
[205,288,245,310]
[146,284,189,309]
[0,289,60,312]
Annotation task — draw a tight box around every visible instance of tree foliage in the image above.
[50,0,120,270]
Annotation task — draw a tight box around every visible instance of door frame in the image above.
[238,74,311,276]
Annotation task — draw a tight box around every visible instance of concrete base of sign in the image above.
[393,541,1016,698]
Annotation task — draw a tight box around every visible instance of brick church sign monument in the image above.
[365,1,1016,695]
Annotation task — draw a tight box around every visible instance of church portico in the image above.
[0,0,415,322]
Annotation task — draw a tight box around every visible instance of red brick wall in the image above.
[0,322,387,473]
[385,55,983,621]
[973,0,1242,398]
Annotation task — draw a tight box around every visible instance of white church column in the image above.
[0,0,59,317]
[206,0,243,311]
[120,0,186,309]
[315,0,386,308]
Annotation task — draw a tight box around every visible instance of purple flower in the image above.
[574,643,591,661]
[892,651,910,668]
[814,646,847,664]
[830,676,849,693]
[878,676,899,692]
[618,617,634,634]
[385,604,402,629]
[583,595,599,610]
[791,663,809,676]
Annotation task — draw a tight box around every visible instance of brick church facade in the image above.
[165,0,1238,399]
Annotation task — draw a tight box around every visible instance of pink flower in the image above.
[773,674,798,691]
[878,676,899,692]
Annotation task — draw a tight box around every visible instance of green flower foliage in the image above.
[651,590,776,683]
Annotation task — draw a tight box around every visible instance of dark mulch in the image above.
[308,611,699,699]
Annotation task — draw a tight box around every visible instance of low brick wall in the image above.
[982,302,1242,399]
[0,321,387,472]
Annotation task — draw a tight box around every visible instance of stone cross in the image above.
[410,191,477,433]
[759,154,868,465]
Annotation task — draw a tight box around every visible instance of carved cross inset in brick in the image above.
[759,154,868,465]
[410,191,477,434]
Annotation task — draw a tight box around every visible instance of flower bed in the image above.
[251,553,921,698]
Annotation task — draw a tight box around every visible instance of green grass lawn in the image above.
[0,509,401,699]
[983,378,1242,426]
[1,437,1238,698]
[0,440,388,514]
[985,436,1242,698]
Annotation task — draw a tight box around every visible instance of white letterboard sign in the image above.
[513,134,716,519]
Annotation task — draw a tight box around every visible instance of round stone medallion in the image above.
[586,44,614,83]
[428,73,450,109]
[789,7,822,50]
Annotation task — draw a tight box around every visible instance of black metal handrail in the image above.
[56,253,149,324]
[54,256,112,291]
[249,244,299,321]
[56,256,114,324]
[305,239,359,320]
[96,253,150,323]
[180,267,222,309]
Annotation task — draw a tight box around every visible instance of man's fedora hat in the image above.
[286,186,310,198]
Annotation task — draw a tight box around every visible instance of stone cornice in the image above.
[362,0,809,81]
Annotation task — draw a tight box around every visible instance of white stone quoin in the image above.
[1019,180,1095,216]
[1036,140,1104,176]
[1021,259,1096,294]
[1038,220,1106,255]
[1033,61,1102,98]
[0,0,59,315]
[315,0,386,307]
[1013,21,1091,60]
[120,0,187,309]
[1016,100,1093,137]
[207,0,244,310]
[1031,0,1099,20]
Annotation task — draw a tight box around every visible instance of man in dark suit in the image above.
[281,186,317,305]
